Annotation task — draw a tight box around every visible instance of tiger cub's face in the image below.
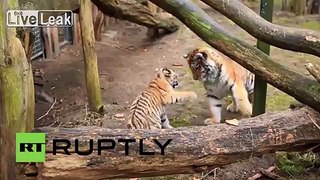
[184,47,216,81]
[156,68,179,88]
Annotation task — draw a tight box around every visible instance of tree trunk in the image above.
[33,107,320,179]
[91,0,180,34]
[199,0,320,57]
[79,0,104,113]
[147,0,320,112]
[0,1,35,180]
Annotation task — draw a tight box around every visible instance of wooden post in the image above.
[51,26,60,58]
[102,15,109,32]
[91,2,99,24]
[146,1,159,37]
[79,0,104,113]
[0,0,35,179]
[72,13,80,44]
[42,27,53,59]
[295,0,306,15]
[94,11,105,41]
[252,0,274,116]
[281,0,290,11]
[77,13,83,45]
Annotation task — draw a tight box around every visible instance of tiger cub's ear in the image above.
[155,68,166,79]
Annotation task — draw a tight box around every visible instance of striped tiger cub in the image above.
[127,67,198,129]
[183,46,255,125]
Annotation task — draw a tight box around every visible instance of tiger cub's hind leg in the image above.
[161,113,173,129]
[230,82,252,118]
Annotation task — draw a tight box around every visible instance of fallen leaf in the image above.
[114,113,125,118]
[172,63,183,67]
[225,119,240,126]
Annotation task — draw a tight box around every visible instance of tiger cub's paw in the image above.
[204,118,219,125]
[188,91,198,99]
[226,102,238,113]
[240,106,252,118]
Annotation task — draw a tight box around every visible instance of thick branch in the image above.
[149,0,320,112]
[201,0,320,57]
[91,0,179,33]
[35,108,320,179]
[305,63,320,83]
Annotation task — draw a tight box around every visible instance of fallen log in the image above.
[34,107,320,179]
[149,0,320,112]
[200,0,320,57]
[91,0,179,34]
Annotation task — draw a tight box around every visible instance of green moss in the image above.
[276,152,320,176]
[308,84,320,92]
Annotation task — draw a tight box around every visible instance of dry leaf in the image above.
[172,63,183,67]
[225,119,240,126]
[114,113,125,118]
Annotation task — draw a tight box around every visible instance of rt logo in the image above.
[16,133,46,162]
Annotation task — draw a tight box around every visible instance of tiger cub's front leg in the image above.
[160,113,173,129]
[165,91,198,104]
[229,82,252,117]
[204,94,223,125]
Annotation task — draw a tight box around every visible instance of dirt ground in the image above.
[31,1,320,180]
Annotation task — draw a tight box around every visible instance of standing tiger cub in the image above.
[127,68,197,129]
[184,46,254,125]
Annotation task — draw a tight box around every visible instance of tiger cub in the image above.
[127,68,197,129]
[183,46,254,125]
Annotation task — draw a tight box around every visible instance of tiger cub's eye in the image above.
[191,62,201,70]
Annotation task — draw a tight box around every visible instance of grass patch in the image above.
[170,116,192,128]
[276,152,320,176]
[266,91,296,112]
[298,21,320,31]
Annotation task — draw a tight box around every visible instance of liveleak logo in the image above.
[7,10,73,27]
[16,133,173,163]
